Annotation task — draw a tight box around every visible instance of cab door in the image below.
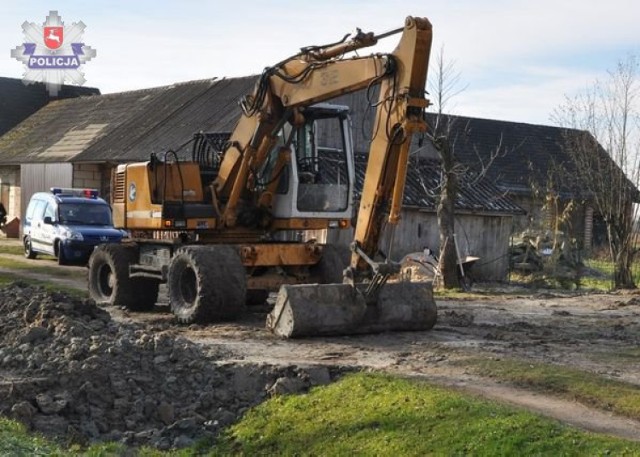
[28,200,48,252]
[37,202,58,255]
[30,201,56,255]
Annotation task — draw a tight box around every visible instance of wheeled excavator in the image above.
[87,16,437,338]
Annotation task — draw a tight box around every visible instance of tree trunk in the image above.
[608,222,636,289]
[436,137,460,289]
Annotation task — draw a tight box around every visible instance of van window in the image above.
[33,200,47,221]
[59,203,112,226]
[25,198,40,221]
[44,203,56,221]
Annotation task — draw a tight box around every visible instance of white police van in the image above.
[22,188,126,265]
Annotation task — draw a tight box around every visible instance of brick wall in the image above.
[72,163,102,190]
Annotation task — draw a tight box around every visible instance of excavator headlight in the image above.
[329,219,350,228]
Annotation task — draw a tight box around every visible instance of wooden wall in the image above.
[315,209,515,281]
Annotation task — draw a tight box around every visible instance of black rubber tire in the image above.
[24,236,36,259]
[311,244,351,284]
[88,243,158,311]
[56,241,67,266]
[168,245,246,324]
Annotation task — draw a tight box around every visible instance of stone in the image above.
[20,326,49,343]
[35,393,68,414]
[305,366,332,386]
[31,414,68,435]
[157,402,175,425]
[173,434,195,448]
[11,401,37,422]
[80,420,100,439]
[267,376,307,396]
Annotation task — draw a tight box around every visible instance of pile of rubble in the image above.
[0,282,340,449]
[509,232,584,287]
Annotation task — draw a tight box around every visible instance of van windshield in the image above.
[58,203,112,226]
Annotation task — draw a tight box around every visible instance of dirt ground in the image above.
[124,287,640,441]
[3,249,640,441]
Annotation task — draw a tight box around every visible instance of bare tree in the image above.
[552,55,640,288]
[427,45,465,288]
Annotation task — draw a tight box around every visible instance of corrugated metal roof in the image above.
[0,76,257,164]
[0,76,99,137]
[327,91,639,202]
[352,154,523,215]
[1,74,628,200]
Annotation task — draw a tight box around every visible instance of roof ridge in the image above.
[97,75,259,98]
[425,111,584,133]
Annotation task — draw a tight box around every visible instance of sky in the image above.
[1,0,638,126]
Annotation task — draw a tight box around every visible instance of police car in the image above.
[22,187,126,265]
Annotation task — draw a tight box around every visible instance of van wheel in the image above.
[24,237,37,259]
[56,242,68,266]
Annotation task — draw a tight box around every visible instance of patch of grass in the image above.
[0,244,26,256]
[434,288,488,299]
[0,256,77,277]
[0,418,59,456]
[0,416,207,456]
[216,372,640,455]
[463,357,640,421]
[582,258,640,291]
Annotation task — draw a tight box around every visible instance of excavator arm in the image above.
[213,17,432,276]
[262,17,437,337]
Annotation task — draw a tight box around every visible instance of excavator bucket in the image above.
[266,281,437,338]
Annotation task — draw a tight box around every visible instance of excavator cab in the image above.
[270,104,355,223]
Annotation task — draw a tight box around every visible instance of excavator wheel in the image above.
[88,243,158,311]
[311,244,351,284]
[168,245,246,324]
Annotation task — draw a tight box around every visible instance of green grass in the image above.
[508,257,640,292]
[0,243,26,256]
[0,418,60,456]
[463,358,640,421]
[0,256,77,277]
[216,372,640,455]
[434,288,487,299]
[581,258,640,291]
[0,418,200,456]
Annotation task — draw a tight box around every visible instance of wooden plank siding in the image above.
[316,208,514,281]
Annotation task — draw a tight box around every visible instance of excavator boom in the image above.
[266,17,437,337]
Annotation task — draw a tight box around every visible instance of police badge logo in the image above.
[43,26,64,50]
[11,11,96,96]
